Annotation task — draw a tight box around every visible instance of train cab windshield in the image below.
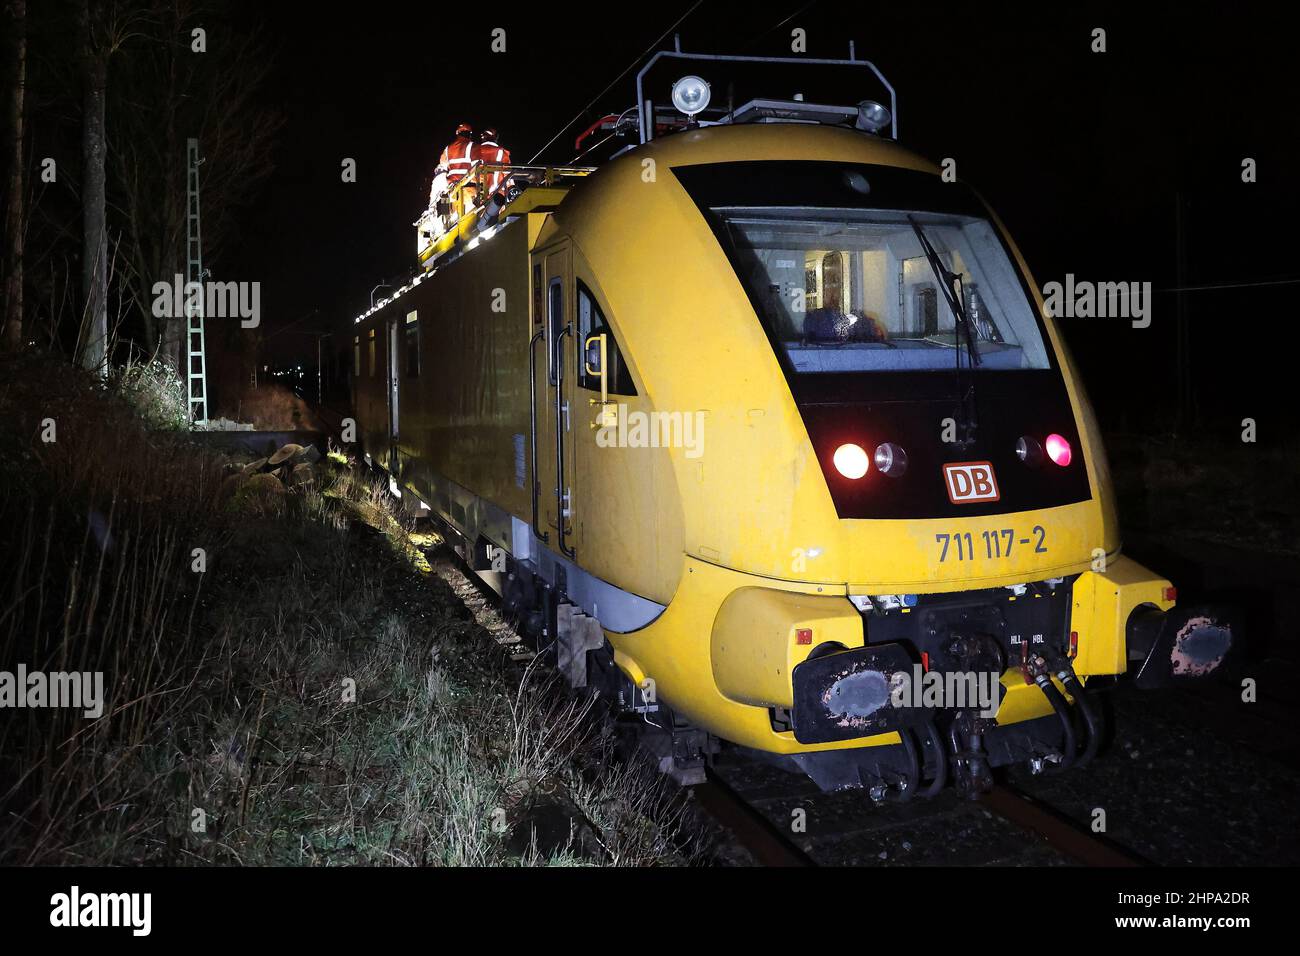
[672,160,1056,381]
[716,208,1050,374]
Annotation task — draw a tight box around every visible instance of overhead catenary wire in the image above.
[1157,277,1300,293]
[742,0,821,48]
[526,1,704,164]
[529,0,845,165]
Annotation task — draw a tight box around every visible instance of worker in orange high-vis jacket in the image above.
[475,128,511,198]
[437,122,477,224]
[439,122,476,184]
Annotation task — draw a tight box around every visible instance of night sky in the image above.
[224,0,1299,439]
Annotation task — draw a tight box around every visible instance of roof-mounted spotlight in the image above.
[671,75,711,118]
[855,100,891,134]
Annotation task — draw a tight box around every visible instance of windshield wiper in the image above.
[908,216,981,368]
[909,216,980,446]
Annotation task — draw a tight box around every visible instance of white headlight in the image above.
[671,75,711,117]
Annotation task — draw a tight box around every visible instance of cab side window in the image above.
[576,281,636,396]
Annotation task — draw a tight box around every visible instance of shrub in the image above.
[111,355,189,430]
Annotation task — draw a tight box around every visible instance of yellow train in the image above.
[351,51,1233,797]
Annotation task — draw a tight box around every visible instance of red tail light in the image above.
[1045,433,1072,467]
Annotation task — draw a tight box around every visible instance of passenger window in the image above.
[353,336,360,378]
[548,278,563,385]
[576,281,636,396]
[405,311,420,377]
[367,328,376,377]
[532,263,543,326]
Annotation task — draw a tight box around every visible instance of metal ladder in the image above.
[186,137,208,424]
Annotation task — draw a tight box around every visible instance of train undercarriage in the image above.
[421,498,1235,799]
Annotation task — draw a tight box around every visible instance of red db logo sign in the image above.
[943,461,1000,503]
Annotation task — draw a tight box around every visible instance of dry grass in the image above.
[0,354,705,866]
[212,382,324,431]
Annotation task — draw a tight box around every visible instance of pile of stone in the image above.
[221,442,324,514]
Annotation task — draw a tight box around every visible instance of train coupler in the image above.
[948,711,996,799]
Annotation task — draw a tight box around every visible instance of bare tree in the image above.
[10,0,277,369]
[109,0,281,369]
[74,0,155,373]
[75,0,108,374]
[3,0,28,352]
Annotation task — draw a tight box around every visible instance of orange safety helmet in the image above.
[455,122,473,137]
[479,127,499,143]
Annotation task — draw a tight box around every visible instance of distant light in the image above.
[671,75,711,117]
[856,100,891,133]
[833,443,870,480]
[1045,433,1072,467]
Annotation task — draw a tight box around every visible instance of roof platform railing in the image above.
[414,161,596,270]
[634,43,898,143]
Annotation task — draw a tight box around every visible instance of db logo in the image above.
[943,461,1000,504]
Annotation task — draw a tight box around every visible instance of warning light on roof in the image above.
[671,75,711,117]
[856,100,891,133]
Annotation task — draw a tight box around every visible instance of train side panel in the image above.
[354,217,539,528]
[354,214,685,611]
[408,216,535,524]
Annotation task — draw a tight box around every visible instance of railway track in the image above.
[701,750,1148,867]
[980,784,1144,867]
[691,772,816,867]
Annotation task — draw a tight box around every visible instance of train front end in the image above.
[566,122,1234,794]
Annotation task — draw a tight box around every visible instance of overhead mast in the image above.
[186,137,208,425]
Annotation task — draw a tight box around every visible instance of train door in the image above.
[387,315,400,467]
[531,243,578,559]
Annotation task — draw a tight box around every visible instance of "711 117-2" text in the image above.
[936,526,1048,562]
